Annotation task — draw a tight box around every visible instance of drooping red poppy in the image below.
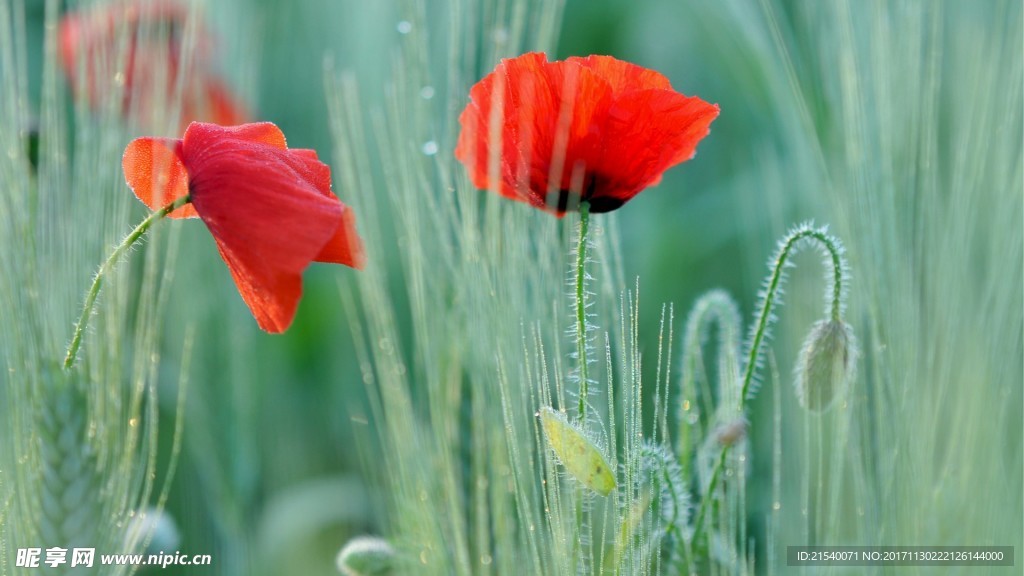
[455,52,719,215]
[122,122,365,333]
[59,0,246,129]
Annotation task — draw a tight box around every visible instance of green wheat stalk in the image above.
[0,2,190,573]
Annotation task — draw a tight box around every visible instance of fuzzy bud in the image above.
[336,536,395,576]
[794,319,857,411]
[713,417,749,447]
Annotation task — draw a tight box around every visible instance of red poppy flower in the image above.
[455,52,719,215]
[59,0,246,129]
[122,122,365,333]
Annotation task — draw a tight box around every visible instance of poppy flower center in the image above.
[552,174,624,214]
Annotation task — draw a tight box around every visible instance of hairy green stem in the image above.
[691,448,727,553]
[63,195,191,370]
[738,228,844,405]
[570,202,592,574]
[660,459,690,571]
[575,201,591,419]
[677,291,742,470]
[692,226,845,547]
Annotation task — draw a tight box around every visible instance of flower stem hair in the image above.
[63,195,191,370]
[739,222,848,406]
[574,201,591,419]
[677,290,742,473]
[692,222,850,550]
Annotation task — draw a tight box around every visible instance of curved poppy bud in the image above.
[794,319,858,411]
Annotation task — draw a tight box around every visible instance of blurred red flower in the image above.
[59,0,246,129]
[455,52,719,215]
[123,122,365,333]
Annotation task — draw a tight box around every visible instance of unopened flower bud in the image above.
[337,536,395,576]
[794,319,857,411]
[713,417,749,447]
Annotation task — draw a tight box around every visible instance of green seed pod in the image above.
[794,319,858,411]
[538,406,616,496]
[336,536,395,576]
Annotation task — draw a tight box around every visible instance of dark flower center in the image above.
[551,174,624,213]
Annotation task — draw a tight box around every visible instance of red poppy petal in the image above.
[225,121,287,148]
[456,53,553,202]
[198,190,341,332]
[278,148,364,268]
[542,59,613,193]
[283,148,332,197]
[58,14,81,79]
[181,75,249,128]
[455,53,718,215]
[590,89,718,206]
[212,240,302,333]
[58,8,107,105]
[452,96,486,185]
[463,52,572,201]
[129,0,191,28]
[122,136,198,218]
[571,55,672,93]
[183,120,286,151]
[455,52,614,213]
[186,137,343,332]
[314,206,366,269]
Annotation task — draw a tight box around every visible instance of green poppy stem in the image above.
[691,225,846,548]
[63,195,192,371]
[570,201,592,574]
[738,227,844,405]
[574,201,591,420]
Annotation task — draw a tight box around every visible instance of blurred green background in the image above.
[9,0,1021,574]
